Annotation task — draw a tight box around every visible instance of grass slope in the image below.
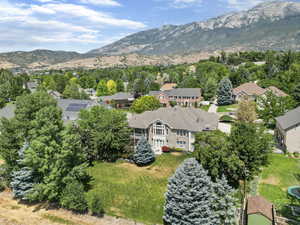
[87,153,190,224]
[259,154,300,221]
[217,104,238,113]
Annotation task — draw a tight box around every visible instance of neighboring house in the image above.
[265,86,288,97]
[100,92,135,109]
[233,82,266,102]
[57,99,98,123]
[47,90,61,99]
[0,104,16,119]
[233,83,288,102]
[275,106,300,153]
[128,106,219,154]
[149,88,202,107]
[247,196,275,225]
[25,81,38,93]
[160,83,177,91]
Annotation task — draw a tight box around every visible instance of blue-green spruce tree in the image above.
[213,175,237,225]
[164,158,217,225]
[133,137,155,166]
[217,78,234,106]
[10,142,35,200]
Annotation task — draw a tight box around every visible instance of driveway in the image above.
[208,104,218,113]
[218,122,231,134]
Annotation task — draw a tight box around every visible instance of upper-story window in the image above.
[153,122,166,136]
[176,130,188,136]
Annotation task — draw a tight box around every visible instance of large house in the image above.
[233,82,266,102]
[149,88,202,107]
[128,106,219,154]
[275,106,300,153]
[233,82,288,102]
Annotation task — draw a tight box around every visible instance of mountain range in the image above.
[1,1,300,70]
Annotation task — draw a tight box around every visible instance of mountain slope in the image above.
[90,1,300,56]
[0,50,81,68]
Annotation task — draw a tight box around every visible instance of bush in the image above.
[0,181,5,192]
[162,146,170,153]
[60,179,88,213]
[88,194,104,216]
[293,152,299,158]
[133,137,155,166]
[170,147,184,152]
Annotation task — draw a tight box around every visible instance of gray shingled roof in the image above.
[166,88,201,97]
[0,104,16,119]
[100,92,134,101]
[276,106,300,130]
[57,99,97,122]
[128,106,218,132]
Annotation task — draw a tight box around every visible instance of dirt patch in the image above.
[261,176,280,186]
[0,190,145,225]
[117,162,172,178]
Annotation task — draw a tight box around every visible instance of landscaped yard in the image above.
[199,105,210,111]
[217,104,238,113]
[86,153,190,225]
[258,154,300,222]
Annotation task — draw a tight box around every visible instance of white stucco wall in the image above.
[285,124,300,153]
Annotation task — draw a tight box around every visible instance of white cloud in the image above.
[222,0,272,10]
[0,1,146,52]
[79,0,121,7]
[171,0,203,8]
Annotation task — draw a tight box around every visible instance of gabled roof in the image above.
[233,82,266,96]
[276,106,300,131]
[166,88,202,97]
[57,99,97,121]
[247,196,274,221]
[101,92,134,101]
[266,86,288,97]
[160,83,177,91]
[128,106,218,132]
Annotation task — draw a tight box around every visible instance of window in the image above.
[176,130,188,137]
[153,122,165,136]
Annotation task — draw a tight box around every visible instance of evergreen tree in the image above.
[217,78,233,106]
[10,142,35,200]
[133,137,155,166]
[213,176,237,225]
[164,158,216,225]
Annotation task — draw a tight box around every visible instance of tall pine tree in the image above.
[164,158,217,225]
[133,137,155,166]
[217,78,233,106]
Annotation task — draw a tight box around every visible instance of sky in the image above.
[0,0,299,53]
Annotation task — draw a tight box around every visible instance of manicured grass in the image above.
[86,153,190,224]
[217,104,238,113]
[199,105,210,111]
[258,154,300,221]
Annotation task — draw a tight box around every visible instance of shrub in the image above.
[133,137,155,166]
[293,152,299,158]
[60,179,88,213]
[0,181,5,192]
[162,146,170,153]
[88,194,104,216]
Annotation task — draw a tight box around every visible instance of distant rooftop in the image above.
[276,106,300,131]
[0,104,16,119]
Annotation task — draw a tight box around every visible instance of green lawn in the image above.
[86,153,190,224]
[217,104,238,113]
[199,105,210,111]
[258,154,300,221]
